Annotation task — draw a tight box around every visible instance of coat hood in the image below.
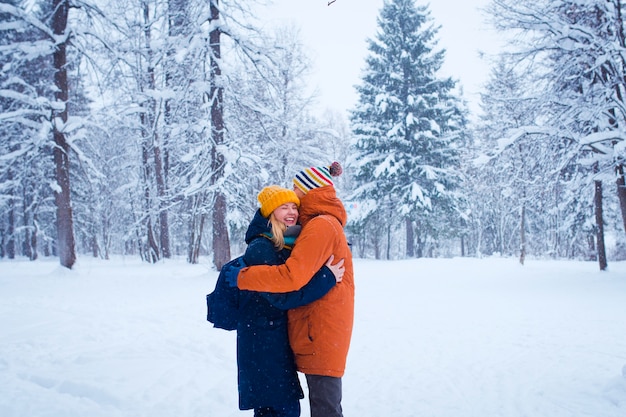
[244,209,271,244]
[298,186,347,227]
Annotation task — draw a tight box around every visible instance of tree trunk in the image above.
[30,215,38,261]
[461,235,465,257]
[91,232,99,258]
[154,145,170,258]
[405,218,415,257]
[208,0,230,269]
[415,222,424,258]
[160,0,189,259]
[212,192,230,269]
[386,221,391,260]
[594,178,607,271]
[616,164,626,234]
[139,1,160,263]
[22,184,38,260]
[22,195,33,260]
[52,0,76,269]
[141,138,160,263]
[6,167,15,259]
[519,201,526,265]
[373,234,381,260]
[188,194,206,264]
[6,201,15,259]
[188,213,206,264]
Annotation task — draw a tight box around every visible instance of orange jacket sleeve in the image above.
[237,216,337,292]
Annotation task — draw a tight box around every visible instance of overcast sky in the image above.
[259,0,502,118]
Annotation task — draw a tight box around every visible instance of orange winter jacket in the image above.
[237,186,355,378]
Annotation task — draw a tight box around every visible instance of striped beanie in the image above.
[293,162,343,194]
[258,185,300,217]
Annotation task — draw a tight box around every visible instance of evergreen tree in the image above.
[349,0,465,258]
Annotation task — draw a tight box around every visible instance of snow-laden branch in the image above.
[0,89,51,109]
[579,130,626,146]
[0,109,49,130]
[0,3,55,40]
[0,145,32,163]
[0,39,56,60]
[497,125,558,151]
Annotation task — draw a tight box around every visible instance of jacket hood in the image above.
[245,209,271,244]
[298,186,347,227]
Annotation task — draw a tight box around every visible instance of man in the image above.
[237,162,354,417]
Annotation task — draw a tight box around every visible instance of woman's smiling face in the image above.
[273,203,299,227]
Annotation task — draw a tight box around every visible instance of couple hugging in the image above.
[208,162,354,417]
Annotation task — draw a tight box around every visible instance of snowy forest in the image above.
[1,0,626,270]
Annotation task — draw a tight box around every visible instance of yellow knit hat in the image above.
[257,185,300,217]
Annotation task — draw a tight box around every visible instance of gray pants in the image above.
[305,374,343,417]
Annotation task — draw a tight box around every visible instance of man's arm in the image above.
[237,216,336,292]
[259,265,336,309]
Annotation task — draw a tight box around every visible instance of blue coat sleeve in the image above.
[259,265,336,310]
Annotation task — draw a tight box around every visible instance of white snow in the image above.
[1,256,625,417]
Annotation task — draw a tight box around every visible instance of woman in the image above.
[236,185,341,417]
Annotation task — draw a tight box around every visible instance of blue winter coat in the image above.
[237,209,336,410]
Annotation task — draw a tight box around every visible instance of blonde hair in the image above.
[267,213,287,250]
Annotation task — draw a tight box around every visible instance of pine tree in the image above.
[349,0,465,258]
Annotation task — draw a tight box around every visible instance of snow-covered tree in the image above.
[0,0,82,268]
[487,0,626,268]
[65,0,306,267]
[472,59,546,262]
[222,23,352,254]
[1,0,331,268]
[349,0,466,258]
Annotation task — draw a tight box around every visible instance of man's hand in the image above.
[325,254,345,283]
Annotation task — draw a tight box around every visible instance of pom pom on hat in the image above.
[257,185,300,217]
[293,162,343,194]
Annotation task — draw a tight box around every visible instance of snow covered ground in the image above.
[1,256,625,417]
